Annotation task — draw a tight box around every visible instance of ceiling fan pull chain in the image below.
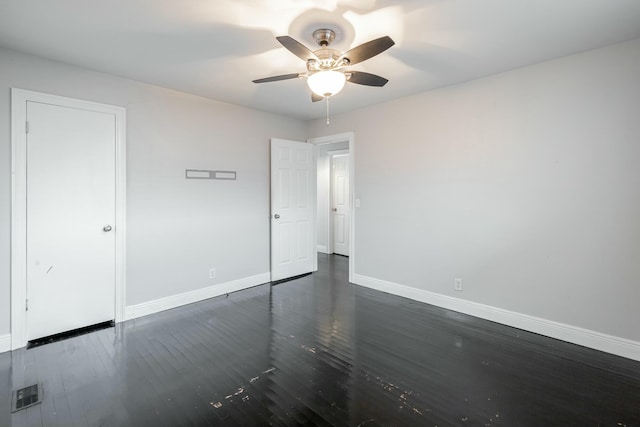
[326,97,330,126]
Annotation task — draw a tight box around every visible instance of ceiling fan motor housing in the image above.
[307,29,349,72]
[307,49,344,72]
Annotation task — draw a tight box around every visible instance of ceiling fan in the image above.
[253,29,395,102]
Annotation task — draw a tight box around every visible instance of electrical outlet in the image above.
[209,268,216,279]
[454,278,463,292]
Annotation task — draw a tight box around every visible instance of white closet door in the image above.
[26,101,116,340]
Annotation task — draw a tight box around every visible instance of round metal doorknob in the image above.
[274,214,280,219]
[103,225,112,232]
[332,208,337,211]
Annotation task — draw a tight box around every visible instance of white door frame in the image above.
[308,132,355,283]
[328,149,349,255]
[10,88,127,350]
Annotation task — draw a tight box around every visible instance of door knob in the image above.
[274,214,280,219]
[103,225,112,232]
[332,208,337,211]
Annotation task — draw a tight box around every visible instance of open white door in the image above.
[270,138,315,281]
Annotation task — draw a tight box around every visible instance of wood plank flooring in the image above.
[1,254,639,426]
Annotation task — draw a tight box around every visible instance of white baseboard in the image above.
[0,334,10,354]
[317,245,329,254]
[125,272,271,321]
[352,273,640,362]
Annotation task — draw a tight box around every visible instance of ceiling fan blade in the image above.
[276,36,320,62]
[339,36,395,66]
[252,73,301,83]
[311,93,323,103]
[347,71,389,87]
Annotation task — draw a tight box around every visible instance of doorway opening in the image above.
[309,132,355,283]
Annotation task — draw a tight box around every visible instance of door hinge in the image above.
[25,299,28,311]
[25,121,29,134]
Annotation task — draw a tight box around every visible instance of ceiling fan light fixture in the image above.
[307,70,346,98]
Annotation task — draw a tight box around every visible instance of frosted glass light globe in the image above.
[307,71,347,98]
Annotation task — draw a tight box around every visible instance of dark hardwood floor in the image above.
[1,254,639,426]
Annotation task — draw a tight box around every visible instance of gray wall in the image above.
[309,38,640,342]
[0,47,308,335]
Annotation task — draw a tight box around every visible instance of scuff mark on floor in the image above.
[210,367,277,410]
[364,373,426,417]
[301,344,317,354]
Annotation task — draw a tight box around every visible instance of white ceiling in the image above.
[1,0,639,120]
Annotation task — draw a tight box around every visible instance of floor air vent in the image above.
[11,383,42,412]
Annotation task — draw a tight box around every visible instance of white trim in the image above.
[10,89,27,350]
[0,334,10,354]
[313,143,318,273]
[125,273,271,321]
[317,245,329,254]
[10,88,127,350]
[114,106,127,324]
[308,132,355,283]
[308,132,354,146]
[352,273,640,362]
